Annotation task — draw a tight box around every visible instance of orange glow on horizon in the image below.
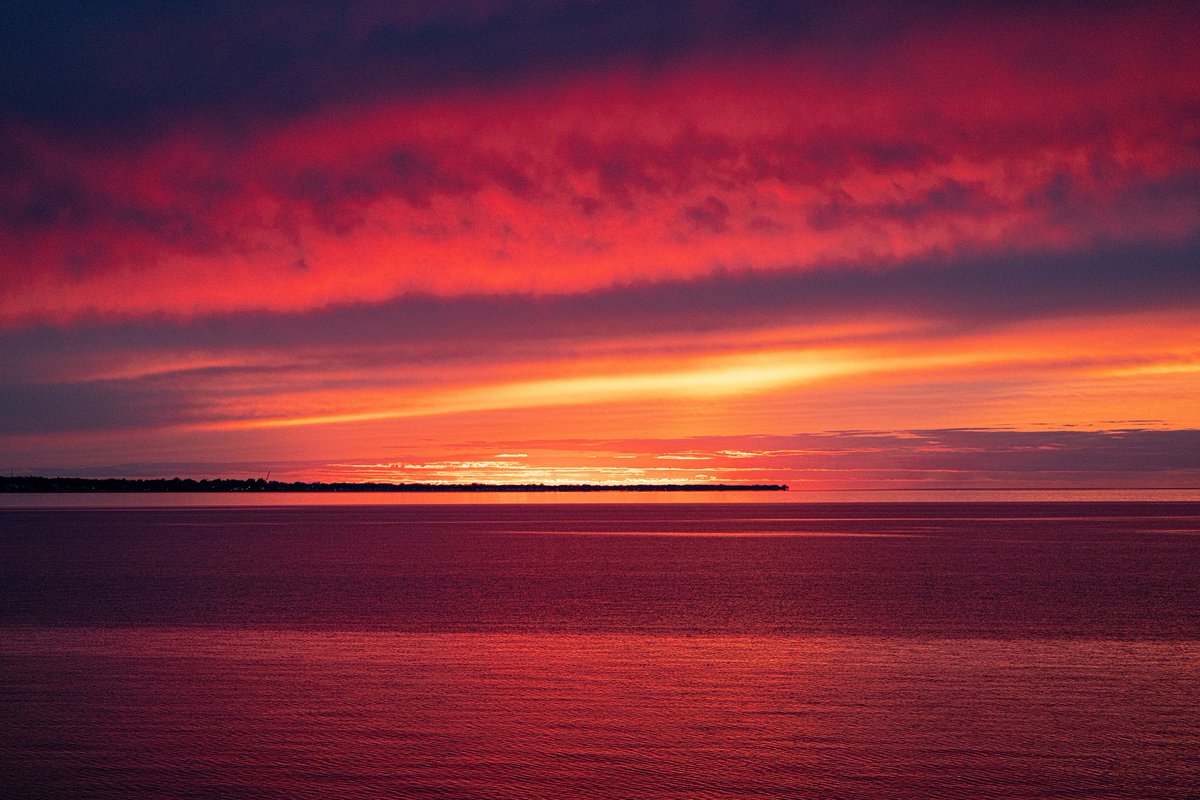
[143,310,1192,437]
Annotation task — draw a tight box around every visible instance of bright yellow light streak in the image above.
[207,347,995,431]
[1103,360,1200,377]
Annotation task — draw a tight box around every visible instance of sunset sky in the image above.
[2,1,1198,489]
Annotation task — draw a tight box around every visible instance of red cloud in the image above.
[2,3,1198,325]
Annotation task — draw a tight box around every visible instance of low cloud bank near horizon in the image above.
[13,429,1200,491]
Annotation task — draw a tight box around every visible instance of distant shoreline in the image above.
[0,477,788,493]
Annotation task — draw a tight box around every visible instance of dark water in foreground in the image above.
[1,502,1197,798]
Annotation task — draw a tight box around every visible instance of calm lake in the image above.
[2,501,1198,798]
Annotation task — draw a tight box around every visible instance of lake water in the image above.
[1,501,1198,798]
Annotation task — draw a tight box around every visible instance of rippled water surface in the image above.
[2,502,1198,798]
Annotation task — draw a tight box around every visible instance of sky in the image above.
[2,0,1199,489]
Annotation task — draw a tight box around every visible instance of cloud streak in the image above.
[3,235,1197,377]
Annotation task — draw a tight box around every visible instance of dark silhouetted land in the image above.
[0,476,787,493]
